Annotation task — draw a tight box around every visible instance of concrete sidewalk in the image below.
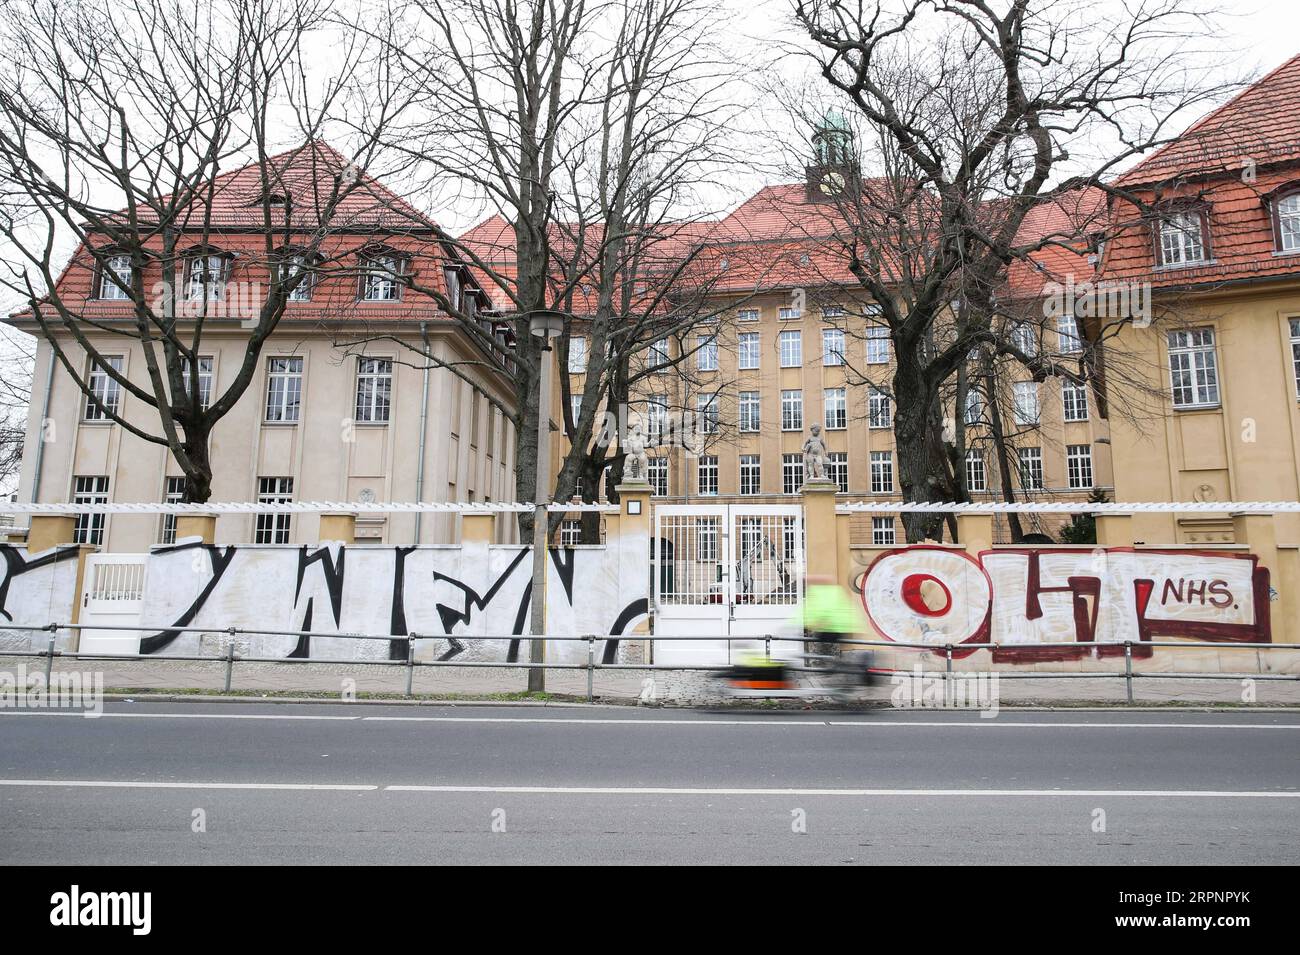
[3,654,1299,706]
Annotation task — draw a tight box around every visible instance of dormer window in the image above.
[98,253,132,300]
[361,252,405,301]
[186,251,229,301]
[1156,210,1208,267]
[279,252,317,302]
[1274,192,1300,252]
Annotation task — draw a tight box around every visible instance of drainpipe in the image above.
[413,321,432,543]
[28,345,56,505]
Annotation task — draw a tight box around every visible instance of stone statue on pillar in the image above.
[802,423,831,482]
[623,421,650,484]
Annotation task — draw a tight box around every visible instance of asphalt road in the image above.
[1,702,1297,864]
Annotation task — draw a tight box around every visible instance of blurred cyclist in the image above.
[799,574,870,670]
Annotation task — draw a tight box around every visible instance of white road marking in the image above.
[385,785,1300,798]
[0,710,1295,729]
[0,778,1293,797]
[0,779,376,791]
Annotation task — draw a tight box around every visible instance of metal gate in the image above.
[653,504,803,664]
[77,554,148,654]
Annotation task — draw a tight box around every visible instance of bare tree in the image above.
[790,0,1234,540]
[358,0,741,535]
[0,0,397,501]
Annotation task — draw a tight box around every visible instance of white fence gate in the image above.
[77,554,148,654]
[653,504,804,664]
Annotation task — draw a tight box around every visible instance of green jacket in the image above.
[800,582,868,634]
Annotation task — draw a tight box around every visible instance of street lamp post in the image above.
[527,309,566,694]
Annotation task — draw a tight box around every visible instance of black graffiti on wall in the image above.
[0,544,82,622]
[130,542,647,660]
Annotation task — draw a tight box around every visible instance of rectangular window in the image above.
[649,338,670,371]
[159,476,186,544]
[778,306,801,321]
[1168,328,1219,408]
[872,516,896,546]
[966,450,986,492]
[568,337,588,373]
[646,395,669,440]
[779,330,801,368]
[1277,195,1300,252]
[780,389,803,431]
[362,254,404,301]
[870,451,893,493]
[570,395,583,424]
[1159,211,1207,266]
[1011,322,1037,357]
[560,520,582,546]
[782,454,804,494]
[739,455,761,495]
[822,306,845,320]
[284,253,315,302]
[647,457,669,496]
[697,519,719,560]
[1291,318,1300,397]
[256,477,294,544]
[868,387,892,428]
[265,357,304,422]
[1067,444,1094,489]
[83,356,124,421]
[99,254,132,300]
[1018,447,1044,490]
[824,387,846,429]
[1013,381,1040,425]
[963,387,983,426]
[738,332,760,370]
[697,455,718,496]
[72,476,108,546]
[828,452,848,493]
[739,391,761,432]
[866,326,890,364]
[696,335,718,372]
[696,394,719,434]
[186,254,226,302]
[354,357,392,423]
[1058,315,1082,354]
[737,307,760,322]
[1062,380,1089,422]
[180,357,214,412]
[822,328,845,366]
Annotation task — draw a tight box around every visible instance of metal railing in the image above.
[0,621,1296,704]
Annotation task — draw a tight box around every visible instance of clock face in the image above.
[819,171,846,195]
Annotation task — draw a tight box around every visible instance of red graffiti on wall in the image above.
[857,546,1271,662]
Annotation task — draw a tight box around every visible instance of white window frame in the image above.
[73,476,108,546]
[696,393,719,434]
[1057,314,1082,354]
[362,254,404,301]
[1018,447,1044,490]
[739,455,761,495]
[1013,381,1040,425]
[780,389,803,431]
[738,391,761,432]
[822,327,845,366]
[354,357,393,424]
[824,387,846,430]
[1067,444,1094,489]
[1158,211,1207,267]
[255,477,294,544]
[868,387,892,429]
[159,476,186,544]
[1062,380,1089,422]
[1167,328,1220,408]
[865,326,890,364]
[186,253,227,302]
[568,337,588,373]
[828,452,848,493]
[265,356,304,423]
[697,455,719,496]
[871,516,896,546]
[870,451,893,494]
[647,457,669,496]
[696,334,718,372]
[779,330,801,368]
[99,254,132,300]
[83,356,124,421]
[781,454,804,494]
[965,450,986,492]
[738,332,760,370]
